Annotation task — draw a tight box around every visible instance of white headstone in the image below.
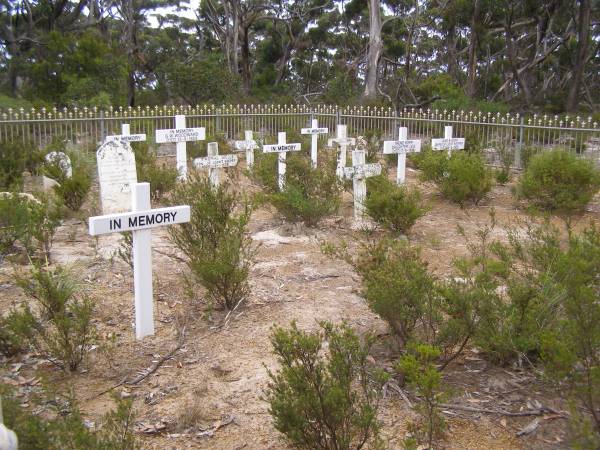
[193,142,238,187]
[262,132,301,191]
[97,139,138,214]
[106,124,146,143]
[301,119,328,168]
[328,125,357,179]
[89,182,190,339]
[343,149,381,221]
[155,115,206,180]
[383,127,422,184]
[234,130,258,169]
[431,126,465,156]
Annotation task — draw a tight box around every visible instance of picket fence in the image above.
[2,104,600,168]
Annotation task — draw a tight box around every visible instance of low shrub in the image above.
[14,264,96,371]
[250,151,278,192]
[0,140,44,190]
[516,150,600,215]
[132,142,178,203]
[268,154,342,226]
[169,174,257,310]
[265,321,387,450]
[365,175,427,234]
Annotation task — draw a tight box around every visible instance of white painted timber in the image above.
[383,127,422,184]
[88,205,191,235]
[329,125,356,178]
[234,130,258,168]
[106,123,147,143]
[343,150,381,221]
[431,126,465,155]
[193,154,238,168]
[262,132,301,191]
[301,119,328,168]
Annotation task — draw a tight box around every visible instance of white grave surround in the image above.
[301,119,328,168]
[155,115,206,180]
[106,124,146,143]
[431,126,465,155]
[262,132,301,191]
[193,142,238,186]
[234,130,258,169]
[383,127,422,184]
[97,139,138,214]
[43,151,72,191]
[328,125,357,178]
[343,149,382,221]
[89,182,190,339]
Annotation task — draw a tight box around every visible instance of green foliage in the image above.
[265,321,387,450]
[0,140,44,190]
[396,344,447,449]
[365,176,427,234]
[132,142,178,203]
[516,150,600,215]
[14,264,96,371]
[1,387,137,450]
[250,151,279,192]
[268,154,342,227]
[169,174,257,310]
[0,310,30,356]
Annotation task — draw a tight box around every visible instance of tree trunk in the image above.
[363,0,383,100]
[446,22,461,85]
[240,25,252,95]
[466,0,480,98]
[566,0,591,112]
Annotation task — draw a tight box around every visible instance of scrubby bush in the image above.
[516,150,600,215]
[365,176,427,234]
[250,150,279,192]
[133,142,178,203]
[13,264,96,371]
[265,321,387,450]
[0,140,44,190]
[169,174,257,310]
[43,144,92,211]
[268,154,342,227]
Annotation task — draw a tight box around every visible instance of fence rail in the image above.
[2,104,600,168]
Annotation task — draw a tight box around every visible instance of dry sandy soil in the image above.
[2,157,598,450]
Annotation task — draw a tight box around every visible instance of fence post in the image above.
[216,107,221,133]
[310,110,314,127]
[99,110,105,142]
[336,107,341,125]
[515,116,524,169]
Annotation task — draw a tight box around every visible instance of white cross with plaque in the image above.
[88,182,190,339]
[431,126,465,156]
[383,127,422,184]
[234,130,258,169]
[301,119,328,168]
[328,125,357,179]
[343,149,382,221]
[262,132,301,191]
[193,142,238,187]
[156,115,206,180]
[106,124,146,143]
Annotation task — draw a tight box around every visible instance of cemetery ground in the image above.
[1,152,596,450]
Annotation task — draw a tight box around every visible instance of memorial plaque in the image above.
[193,154,238,168]
[155,128,206,143]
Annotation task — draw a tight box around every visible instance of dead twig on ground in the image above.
[440,403,568,418]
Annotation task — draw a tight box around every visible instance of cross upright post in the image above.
[193,142,238,187]
[301,119,328,168]
[262,132,301,191]
[383,127,422,184]
[431,125,465,156]
[328,125,356,179]
[155,115,206,180]
[234,130,258,169]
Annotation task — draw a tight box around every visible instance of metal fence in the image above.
[2,104,600,168]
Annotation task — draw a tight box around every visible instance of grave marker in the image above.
[262,132,301,190]
[89,182,190,339]
[106,124,146,143]
[301,119,328,168]
[155,115,206,180]
[343,149,381,221]
[431,126,465,156]
[328,125,356,178]
[234,130,258,169]
[383,127,422,184]
[97,139,137,214]
[193,142,238,187]
[43,151,72,191]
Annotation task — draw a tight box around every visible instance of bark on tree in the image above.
[466,0,481,98]
[363,0,383,100]
[566,0,591,112]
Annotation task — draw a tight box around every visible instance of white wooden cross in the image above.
[383,127,422,184]
[328,125,357,178]
[88,182,190,340]
[262,132,301,191]
[106,124,146,143]
[301,119,328,168]
[431,126,465,156]
[343,149,382,221]
[156,115,206,180]
[193,142,238,187]
[234,130,258,169]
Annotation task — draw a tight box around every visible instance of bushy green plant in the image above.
[396,344,448,449]
[169,174,257,310]
[132,142,178,203]
[516,150,600,215]
[1,386,137,450]
[250,150,278,192]
[14,264,96,371]
[365,176,427,234]
[0,310,30,356]
[0,140,44,190]
[268,154,342,227]
[265,321,387,450]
